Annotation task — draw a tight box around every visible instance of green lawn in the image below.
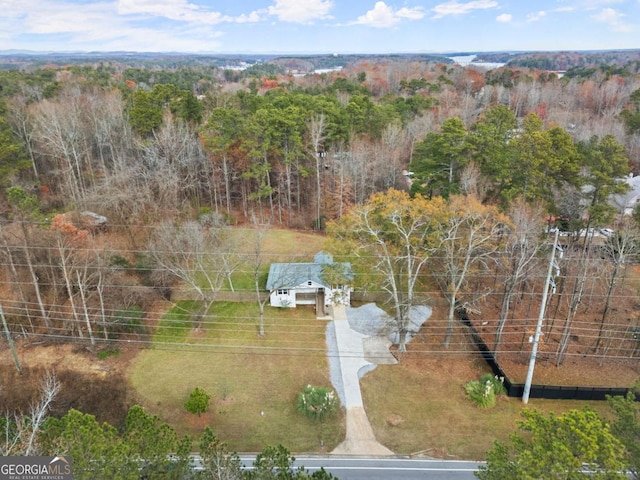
[129,301,344,453]
[153,300,202,343]
[360,351,614,460]
[225,227,328,292]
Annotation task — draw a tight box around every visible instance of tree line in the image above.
[0,56,639,360]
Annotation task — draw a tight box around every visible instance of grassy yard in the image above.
[129,301,344,453]
[129,299,617,459]
[128,228,626,458]
[358,304,617,460]
[360,345,614,460]
[225,227,328,292]
[153,300,202,343]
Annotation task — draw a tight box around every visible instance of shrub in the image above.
[185,387,211,417]
[464,374,506,408]
[480,373,507,396]
[111,306,145,335]
[109,255,131,269]
[296,385,338,422]
[97,348,120,360]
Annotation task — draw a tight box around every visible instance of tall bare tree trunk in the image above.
[309,114,327,230]
[58,236,81,337]
[20,223,50,333]
[1,304,22,374]
[1,238,34,331]
[76,270,95,346]
[594,261,621,354]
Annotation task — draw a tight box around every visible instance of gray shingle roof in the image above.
[265,251,352,291]
[266,262,327,290]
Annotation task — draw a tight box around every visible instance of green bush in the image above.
[480,373,507,396]
[296,385,338,422]
[464,374,506,408]
[97,348,120,360]
[109,254,131,269]
[185,387,211,417]
[133,253,151,282]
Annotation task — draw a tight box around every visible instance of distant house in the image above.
[611,174,640,215]
[266,252,353,315]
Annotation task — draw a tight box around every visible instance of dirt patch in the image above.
[386,413,405,427]
[458,261,640,390]
[496,353,639,387]
[185,411,214,430]
[0,341,139,425]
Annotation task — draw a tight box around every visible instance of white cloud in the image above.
[353,1,425,28]
[431,0,498,19]
[582,0,625,7]
[235,12,262,24]
[396,6,426,20]
[0,0,226,52]
[267,0,334,23]
[526,10,547,22]
[496,13,512,22]
[17,1,119,35]
[592,7,632,31]
[558,0,625,11]
[117,0,232,25]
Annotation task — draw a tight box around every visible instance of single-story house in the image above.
[266,252,353,314]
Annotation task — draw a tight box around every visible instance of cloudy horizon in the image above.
[0,0,638,54]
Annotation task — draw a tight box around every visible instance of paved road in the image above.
[238,455,482,480]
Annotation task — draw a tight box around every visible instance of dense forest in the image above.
[0,50,640,365]
[476,49,640,71]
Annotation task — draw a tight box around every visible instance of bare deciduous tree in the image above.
[308,113,327,230]
[435,195,508,348]
[594,218,639,356]
[248,221,270,336]
[149,217,238,327]
[494,198,546,358]
[1,372,60,456]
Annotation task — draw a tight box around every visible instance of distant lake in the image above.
[313,66,343,74]
[448,54,506,69]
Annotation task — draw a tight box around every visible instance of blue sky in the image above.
[1,0,639,54]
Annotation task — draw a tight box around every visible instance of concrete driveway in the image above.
[329,304,394,455]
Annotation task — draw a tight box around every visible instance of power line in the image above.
[2,305,639,358]
[1,297,639,333]
[3,330,639,361]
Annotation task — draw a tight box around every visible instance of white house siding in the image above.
[268,281,351,308]
[270,289,295,308]
[611,174,640,215]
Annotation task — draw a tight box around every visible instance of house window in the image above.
[277,289,288,295]
[307,281,313,286]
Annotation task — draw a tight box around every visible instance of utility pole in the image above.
[1,303,22,375]
[522,229,559,404]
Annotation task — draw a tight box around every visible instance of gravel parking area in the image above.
[346,303,432,342]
